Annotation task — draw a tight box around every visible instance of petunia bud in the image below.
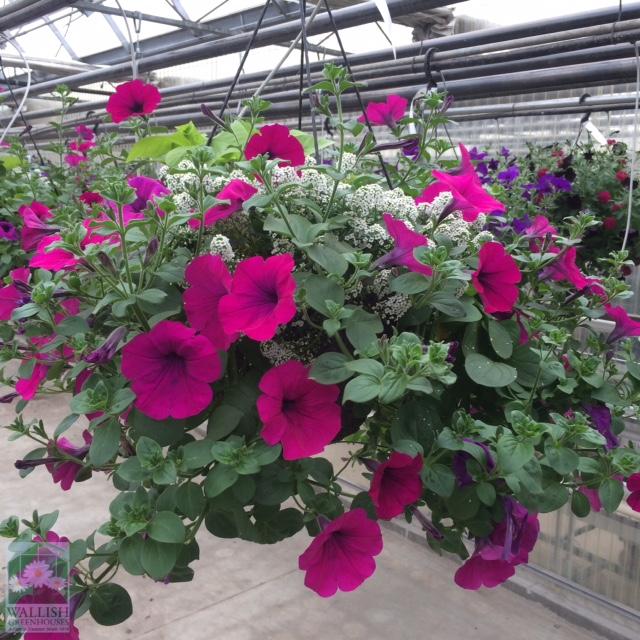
[96,251,117,275]
[85,326,127,364]
[143,237,159,267]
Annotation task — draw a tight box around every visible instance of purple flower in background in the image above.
[500,146,511,158]
[583,403,619,450]
[512,214,533,235]
[469,147,487,161]
[401,138,420,161]
[536,173,572,194]
[488,158,499,171]
[452,438,496,486]
[0,221,18,242]
[497,165,520,184]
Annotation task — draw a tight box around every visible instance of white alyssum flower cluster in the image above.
[209,235,235,262]
[418,190,453,221]
[344,218,389,251]
[345,184,419,224]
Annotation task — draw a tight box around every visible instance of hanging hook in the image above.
[423,46,440,92]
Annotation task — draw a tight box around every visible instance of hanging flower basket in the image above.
[1,66,640,636]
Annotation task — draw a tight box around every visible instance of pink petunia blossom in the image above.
[540,247,601,296]
[128,175,171,213]
[605,305,640,343]
[0,267,30,321]
[298,508,383,597]
[417,145,506,222]
[358,95,408,128]
[30,236,79,271]
[46,430,92,491]
[245,124,305,167]
[369,452,423,519]
[79,191,104,206]
[19,202,56,252]
[15,363,49,401]
[184,255,237,351]
[627,473,640,512]
[121,321,222,420]
[455,499,539,590]
[257,360,341,460]
[219,254,297,342]
[189,179,257,229]
[75,124,95,141]
[524,215,557,238]
[106,79,162,123]
[472,242,521,314]
[377,213,432,276]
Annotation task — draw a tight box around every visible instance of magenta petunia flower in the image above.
[219,254,297,342]
[627,474,640,512]
[184,254,238,350]
[30,236,79,271]
[455,499,539,590]
[75,124,95,141]
[245,124,305,167]
[377,213,432,276]
[540,247,595,294]
[298,508,383,597]
[79,191,104,206]
[128,175,171,213]
[369,452,423,519]
[189,179,257,229]
[19,202,56,252]
[46,430,92,491]
[472,242,521,314]
[257,360,341,460]
[605,305,640,343]
[121,320,222,420]
[358,94,408,128]
[0,268,30,321]
[15,363,48,401]
[524,215,557,238]
[417,145,506,222]
[106,79,162,123]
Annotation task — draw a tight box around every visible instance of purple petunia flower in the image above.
[469,147,487,161]
[583,403,619,450]
[497,165,520,184]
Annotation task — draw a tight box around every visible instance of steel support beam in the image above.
[0,0,77,31]
[79,1,314,66]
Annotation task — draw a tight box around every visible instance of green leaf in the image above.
[56,315,89,337]
[345,359,384,378]
[118,535,145,575]
[89,419,121,466]
[431,297,466,318]
[477,482,496,506]
[137,288,168,304]
[342,375,380,404]
[148,511,186,544]
[344,309,383,355]
[306,244,348,276]
[310,352,353,384]
[424,464,455,497]
[599,478,624,513]
[204,464,239,498]
[127,135,175,161]
[181,440,215,470]
[390,272,431,295]
[176,483,206,520]
[497,433,534,474]
[571,490,591,518]
[465,353,517,387]
[136,436,163,468]
[544,442,579,475]
[90,583,133,626]
[116,457,145,483]
[140,539,178,579]
[487,320,514,359]
[304,274,345,316]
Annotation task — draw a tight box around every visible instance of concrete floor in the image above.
[0,395,604,640]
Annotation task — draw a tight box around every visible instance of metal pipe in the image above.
[9,0,457,97]
[0,0,77,30]
[15,57,640,140]
[9,17,640,124]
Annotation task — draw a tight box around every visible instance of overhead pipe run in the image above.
[7,0,461,97]
[0,0,77,31]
